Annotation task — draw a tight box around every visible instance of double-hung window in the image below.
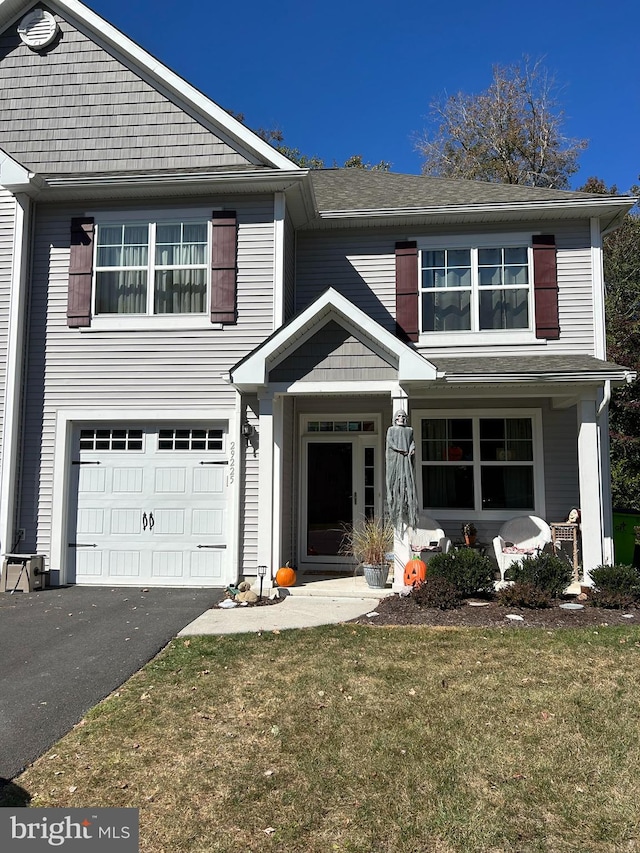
[420,236,531,334]
[417,411,543,518]
[95,219,209,316]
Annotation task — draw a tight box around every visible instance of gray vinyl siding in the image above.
[296,221,596,357]
[17,196,275,559]
[554,223,594,352]
[0,189,14,473]
[0,14,252,174]
[295,231,396,329]
[269,320,396,383]
[542,404,580,517]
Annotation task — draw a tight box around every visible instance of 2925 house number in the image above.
[228,441,236,485]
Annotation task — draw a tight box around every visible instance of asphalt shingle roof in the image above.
[310,169,599,212]
[430,354,631,377]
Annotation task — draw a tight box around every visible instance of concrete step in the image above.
[260,573,394,600]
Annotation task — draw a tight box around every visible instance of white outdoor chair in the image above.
[492,515,552,584]
[407,513,452,565]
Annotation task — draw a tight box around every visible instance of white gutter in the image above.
[439,371,635,385]
[41,169,308,190]
[0,192,32,556]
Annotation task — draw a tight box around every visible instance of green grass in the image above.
[6,625,640,852]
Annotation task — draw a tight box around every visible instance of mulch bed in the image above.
[349,593,639,629]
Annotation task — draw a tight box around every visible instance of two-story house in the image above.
[0,0,636,591]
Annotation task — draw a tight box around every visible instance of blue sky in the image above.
[89,0,639,192]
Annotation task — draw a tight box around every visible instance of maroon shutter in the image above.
[395,241,419,343]
[67,217,94,328]
[532,234,559,339]
[210,211,238,324]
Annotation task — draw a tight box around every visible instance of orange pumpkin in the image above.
[404,556,427,587]
[275,564,297,587]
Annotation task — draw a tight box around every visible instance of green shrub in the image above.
[411,576,461,610]
[427,548,495,597]
[496,581,551,609]
[588,588,637,609]
[589,563,640,596]
[505,552,573,597]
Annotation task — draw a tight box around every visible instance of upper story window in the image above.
[420,241,531,334]
[67,210,238,331]
[95,220,209,316]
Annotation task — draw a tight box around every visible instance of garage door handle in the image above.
[142,512,148,531]
[197,544,227,549]
[200,461,228,465]
[149,512,155,530]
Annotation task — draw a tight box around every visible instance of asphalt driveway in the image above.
[0,585,222,782]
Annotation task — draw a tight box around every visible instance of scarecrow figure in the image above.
[386,410,419,530]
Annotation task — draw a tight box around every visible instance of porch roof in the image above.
[429,355,636,385]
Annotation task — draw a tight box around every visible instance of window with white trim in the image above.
[94,220,209,316]
[418,413,540,514]
[420,239,531,333]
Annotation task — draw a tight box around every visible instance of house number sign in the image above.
[228,441,236,485]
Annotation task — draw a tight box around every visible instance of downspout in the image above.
[273,192,285,330]
[597,379,611,418]
[0,191,33,556]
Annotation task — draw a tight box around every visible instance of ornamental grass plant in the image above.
[339,516,393,566]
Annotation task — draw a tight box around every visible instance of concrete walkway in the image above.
[179,574,392,636]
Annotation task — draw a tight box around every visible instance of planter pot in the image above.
[363,563,389,589]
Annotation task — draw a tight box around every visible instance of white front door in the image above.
[70,424,230,586]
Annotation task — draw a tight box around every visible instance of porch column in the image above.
[598,383,615,565]
[271,394,284,573]
[0,193,31,557]
[577,395,604,581]
[391,388,411,590]
[256,391,276,586]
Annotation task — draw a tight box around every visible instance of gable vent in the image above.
[17,8,59,49]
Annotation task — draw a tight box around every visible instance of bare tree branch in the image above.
[416,59,588,188]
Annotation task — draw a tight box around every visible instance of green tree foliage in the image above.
[580,177,640,510]
[416,59,587,188]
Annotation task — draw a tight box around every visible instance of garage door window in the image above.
[157,428,224,451]
[79,428,143,451]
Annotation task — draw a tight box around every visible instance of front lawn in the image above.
[5,625,640,852]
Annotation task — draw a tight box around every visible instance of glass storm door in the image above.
[303,437,378,568]
[306,442,353,558]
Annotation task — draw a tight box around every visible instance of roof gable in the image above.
[0,0,299,175]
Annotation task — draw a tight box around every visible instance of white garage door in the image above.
[70,424,229,587]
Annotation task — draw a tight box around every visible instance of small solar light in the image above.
[257,565,268,600]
